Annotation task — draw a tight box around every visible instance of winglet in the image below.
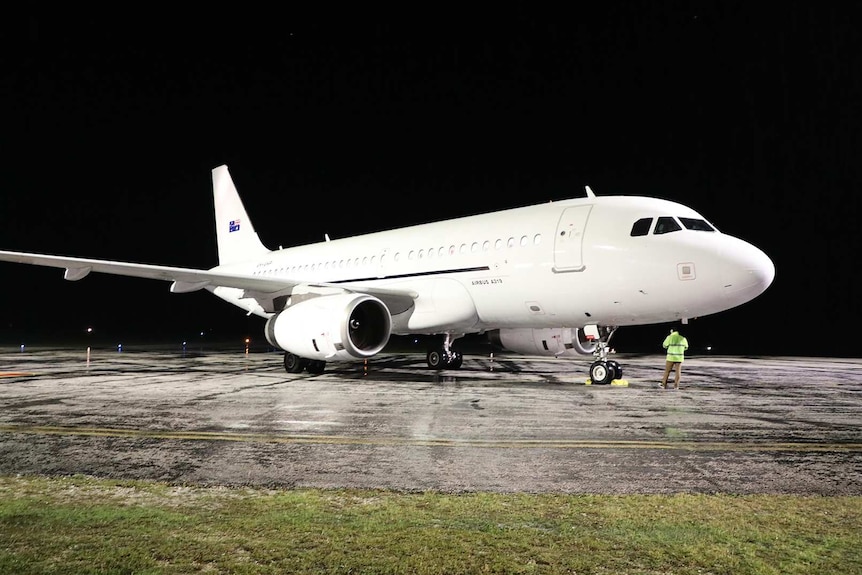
[212,165,271,265]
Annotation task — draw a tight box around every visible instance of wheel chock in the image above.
[585,379,629,386]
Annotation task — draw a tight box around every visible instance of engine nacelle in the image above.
[488,328,598,357]
[264,293,391,361]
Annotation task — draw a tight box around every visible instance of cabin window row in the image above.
[398,233,542,262]
[252,233,543,276]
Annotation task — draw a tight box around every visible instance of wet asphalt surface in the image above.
[0,346,860,495]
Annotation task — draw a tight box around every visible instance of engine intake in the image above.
[265,293,391,361]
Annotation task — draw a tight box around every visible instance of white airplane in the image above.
[0,165,774,382]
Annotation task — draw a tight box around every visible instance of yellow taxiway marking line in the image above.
[1,424,861,452]
[0,372,35,378]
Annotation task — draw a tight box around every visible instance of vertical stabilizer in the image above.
[212,165,270,265]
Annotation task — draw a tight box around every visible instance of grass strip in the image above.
[0,474,859,574]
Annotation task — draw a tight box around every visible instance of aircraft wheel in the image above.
[306,360,326,375]
[607,360,622,381]
[284,352,306,374]
[427,349,446,370]
[427,347,463,370]
[589,360,614,385]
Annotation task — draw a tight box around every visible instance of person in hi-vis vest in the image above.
[660,328,689,389]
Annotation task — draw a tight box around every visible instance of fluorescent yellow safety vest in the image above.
[663,331,689,362]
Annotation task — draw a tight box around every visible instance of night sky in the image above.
[1,7,860,358]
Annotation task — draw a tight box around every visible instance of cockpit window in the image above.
[654,216,682,235]
[679,217,716,232]
[630,218,653,237]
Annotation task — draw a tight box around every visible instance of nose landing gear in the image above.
[587,326,621,385]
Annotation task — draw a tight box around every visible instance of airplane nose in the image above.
[721,238,776,305]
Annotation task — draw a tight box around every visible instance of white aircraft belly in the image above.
[387,278,479,333]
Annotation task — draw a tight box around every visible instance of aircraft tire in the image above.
[427,348,463,370]
[284,353,306,374]
[306,360,326,375]
[589,360,614,385]
[426,349,445,370]
[607,360,622,381]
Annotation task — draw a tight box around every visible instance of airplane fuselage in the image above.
[211,194,773,335]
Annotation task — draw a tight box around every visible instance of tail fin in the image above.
[212,165,270,265]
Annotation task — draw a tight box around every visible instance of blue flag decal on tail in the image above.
[229,219,241,233]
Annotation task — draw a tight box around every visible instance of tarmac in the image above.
[0,345,860,495]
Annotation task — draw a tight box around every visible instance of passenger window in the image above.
[630,218,652,237]
[654,217,682,235]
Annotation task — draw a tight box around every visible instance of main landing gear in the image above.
[587,325,621,385]
[284,352,326,375]
[426,333,464,369]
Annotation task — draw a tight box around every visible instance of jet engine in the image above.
[488,327,598,357]
[264,293,392,361]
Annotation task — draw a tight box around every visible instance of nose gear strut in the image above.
[587,325,621,384]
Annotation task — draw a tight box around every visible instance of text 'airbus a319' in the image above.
[0,165,775,383]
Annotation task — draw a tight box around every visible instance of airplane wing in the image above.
[0,249,417,314]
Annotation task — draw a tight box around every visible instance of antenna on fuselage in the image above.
[585,185,596,198]
[324,233,331,242]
